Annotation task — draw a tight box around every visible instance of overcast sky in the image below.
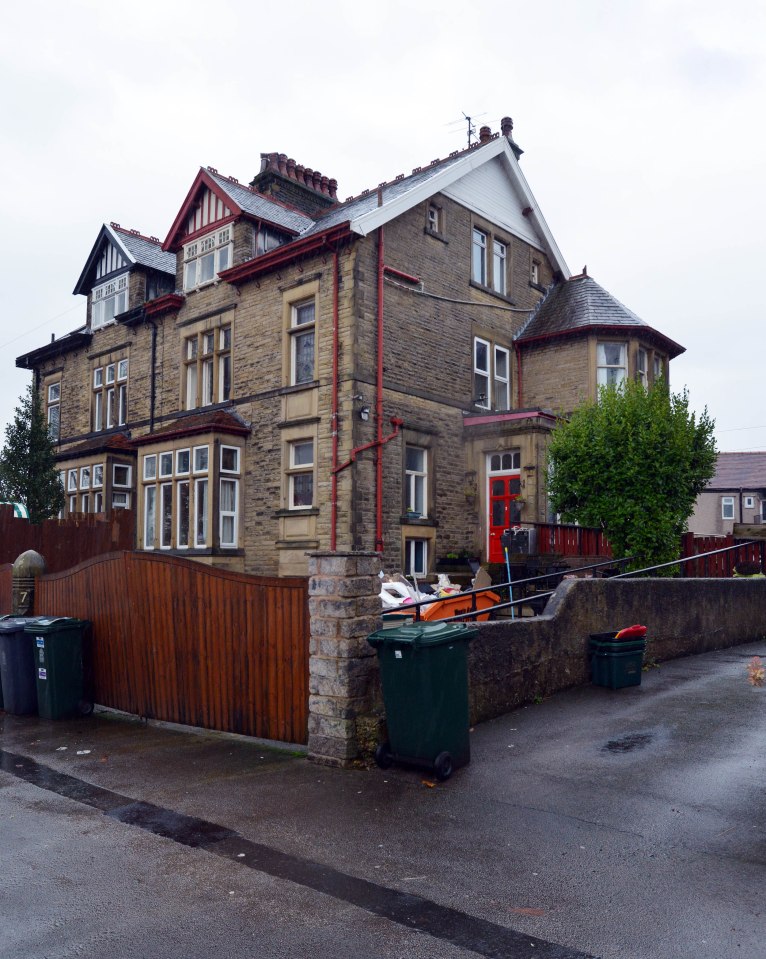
[2,0,764,452]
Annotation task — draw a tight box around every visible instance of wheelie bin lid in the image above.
[368,621,478,649]
[23,617,88,632]
[0,616,46,632]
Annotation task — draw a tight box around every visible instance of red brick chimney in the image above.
[251,153,339,216]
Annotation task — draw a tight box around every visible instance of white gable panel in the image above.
[442,156,542,249]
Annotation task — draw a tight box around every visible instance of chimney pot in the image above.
[303,167,314,187]
[312,170,322,191]
[295,164,305,184]
[479,125,492,144]
[286,157,296,178]
[277,153,288,174]
[320,175,329,195]
[328,178,338,199]
[501,116,513,137]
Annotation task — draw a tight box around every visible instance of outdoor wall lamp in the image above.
[359,405,370,422]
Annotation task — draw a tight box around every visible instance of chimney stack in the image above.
[251,152,339,216]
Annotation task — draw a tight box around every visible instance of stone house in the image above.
[16,118,684,576]
[688,452,766,535]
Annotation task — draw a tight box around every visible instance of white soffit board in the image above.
[442,156,540,247]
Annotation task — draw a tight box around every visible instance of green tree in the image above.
[546,380,717,571]
[0,384,64,523]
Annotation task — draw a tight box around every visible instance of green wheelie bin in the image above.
[367,621,477,781]
[24,618,93,720]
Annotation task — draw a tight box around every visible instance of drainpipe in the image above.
[375,226,384,552]
[147,318,157,433]
[330,250,340,550]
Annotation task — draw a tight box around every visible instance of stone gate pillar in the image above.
[12,550,46,616]
[307,550,383,766]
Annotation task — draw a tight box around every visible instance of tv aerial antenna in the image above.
[445,111,487,148]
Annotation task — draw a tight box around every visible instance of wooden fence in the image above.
[0,564,12,616]
[679,533,765,577]
[532,522,612,558]
[35,551,310,744]
[0,505,135,573]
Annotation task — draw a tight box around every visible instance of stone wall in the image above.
[309,567,766,763]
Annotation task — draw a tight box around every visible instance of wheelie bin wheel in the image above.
[433,751,453,781]
[374,742,393,769]
[77,699,94,717]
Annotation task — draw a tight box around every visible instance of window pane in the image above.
[194,446,209,473]
[293,301,315,327]
[292,441,313,467]
[202,357,214,405]
[159,452,173,477]
[218,245,229,272]
[221,447,239,472]
[474,371,490,406]
[199,252,215,283]
[474,339,489,372]
[186,365,198,410]
[219,354,231,401]
[113,465,130,487]
[178,481,190,547]
[144,455,157,480]
[118,359,129,380]
[80,466,90,489]
[292,473,313,507]
[176,449,190,475]
[93,464,103,488]
[185,261,197,290]
[472,229,486,283]
[118,384,127,425]
[195,479,208,545]
[293,330,315,383]
[145,487,156,547]
[492,241,506,294]
[161,484,173,548]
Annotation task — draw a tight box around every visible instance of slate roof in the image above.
[306,150,469,236]
[112,226,175,274]
[56,432,135,461]
[206,169,314,235]
[517,274,685,357]
[707,452,766,490]
[131,409,251,445]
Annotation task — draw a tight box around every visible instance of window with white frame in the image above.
[62,461,107,515]
[722,497,735,520]
[597,342,627,388]
[404,538,428,577]
[426,203,443,235]
[184,326,231,410]
[531,260,540,286]
[287,439,314,509]
[492,239,507,295]
[183,225,232,291]
[744,495,755,510]
[290,300,316,385]
[139,442,240,551]
[473,337,510,410]
[92,274,129,329]
[405,446,428,518]
[47,382,61,441]
[92,359,128,430]
[637,348,648,388]
[471,228,487,285]
[653,354,664,381]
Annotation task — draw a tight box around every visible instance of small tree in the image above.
[0,384,64,523]
[547,380,717,571]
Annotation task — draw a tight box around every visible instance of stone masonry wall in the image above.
[307,551,383,766]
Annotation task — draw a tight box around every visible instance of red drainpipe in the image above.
[375,227,385,552]
[330,249,340,550]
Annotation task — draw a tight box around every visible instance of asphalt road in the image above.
[2,641,765,959]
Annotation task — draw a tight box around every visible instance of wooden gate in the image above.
[35,552,310,744]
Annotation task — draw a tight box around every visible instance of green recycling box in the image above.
[367,621,477,781]
[24,618,92,720]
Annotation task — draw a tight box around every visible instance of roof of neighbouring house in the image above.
[516,273,685,357]
[130,409,251,446]
[706,452,766,490]
[73,223,175,295]
[55,432,136,462]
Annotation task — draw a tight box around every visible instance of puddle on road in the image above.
[603,733,653,753]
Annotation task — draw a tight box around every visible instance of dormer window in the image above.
[92,274,128,329]
[255,225,287,257]
[183,226,232,291]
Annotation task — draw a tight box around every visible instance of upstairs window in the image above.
[287,439,314,509]
[471,229,487,285]
[473,338,510,411]
[255,225,287,257]
[47,382,61,441]
[531,260,540,285]
[637,348,648,388]
[92,274,128,329]
[405,446,428,518]
[183,226,232,291]
[184,326,232,410]
[290,300,316,385]
[653,354,665,382]
[721,497,735,521]
[597,342,627,388]
[492,240,507,295]
[92,359,128,431]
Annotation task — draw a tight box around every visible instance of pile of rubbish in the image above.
[379,572,462,610]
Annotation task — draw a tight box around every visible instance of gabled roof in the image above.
[73,223,175,295]
[163,168,313,251]
[309,134,570,277]
[516,273,685,358]
[707,452,766,490]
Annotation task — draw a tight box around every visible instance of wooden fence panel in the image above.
[0,564,13,616]
[35,552,310,744]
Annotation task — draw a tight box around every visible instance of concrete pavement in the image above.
[2,641,766,958]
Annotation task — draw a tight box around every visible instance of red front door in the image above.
[488,475,522,563]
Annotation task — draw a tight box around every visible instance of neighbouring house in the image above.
[688,452,766,535]
[16,117,684,577]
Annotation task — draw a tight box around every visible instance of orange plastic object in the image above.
[420,590,500,622]
[614,624,647,639]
